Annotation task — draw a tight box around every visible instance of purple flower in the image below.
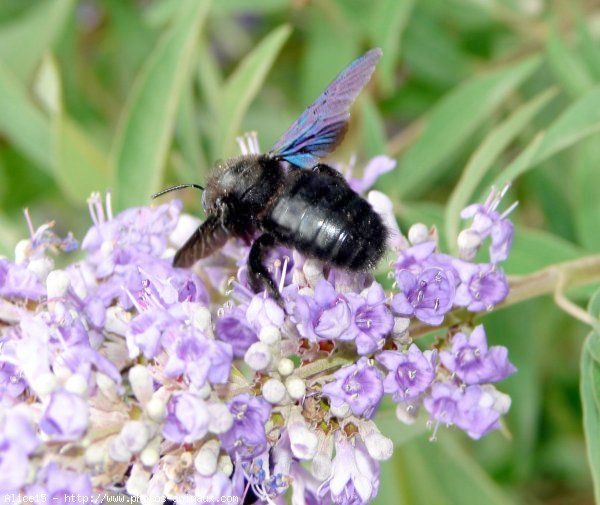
[454,385,510,439]
[126,309,175,359]
[394,241,437,274]
[246,293,285,330]
[36,463,92,501]
[322,357,384,419]
[423,382,464,437]
[0,259,45,300]
[293,280,353,342]
[220,394,271,460]
[162,391,209,443]
[318,435,379,504]
[40,390,89,441]
[215,306,258,358]
[376,344,436,402]
[347,282,394,355]
[440,325,516,384]
[346,155,396,194]
[392,268,455,325]
[454,261,508,312]
[0,411,39,492]
[461,185,516,263]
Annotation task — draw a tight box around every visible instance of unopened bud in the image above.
[262,378,286,404]
[259,326,281,345]
[244,342,272,371]
[46,269,70,298]
[285,377,306,400]
[278,358,294,376]
[408,223,429,245]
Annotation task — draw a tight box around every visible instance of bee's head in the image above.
[203,155,267,213]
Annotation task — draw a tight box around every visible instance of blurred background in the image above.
[1,0,600,503]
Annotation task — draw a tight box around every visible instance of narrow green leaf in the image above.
[388,57,541,199]
[581,333,600,504]
[574,137,600,251]
[212,25,291,159]
[369,0,414,95]
[445,88,557,251]
[112,0,210,210]
[0,62,52,173]
[33,53,111,202]
[196,37,223,118]
[491,85,600,190]
[0,0,74,82]
[361,96,387,158]
[577,16,600,82]
[546,25,595,98]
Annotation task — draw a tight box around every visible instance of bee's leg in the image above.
[248,233,282,304]
[173,215,228,268]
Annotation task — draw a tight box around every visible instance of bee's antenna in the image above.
[151,183,205,199]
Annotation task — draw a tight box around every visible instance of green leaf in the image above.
[112,0,210,210]
[0,0,74,82]
[361,96,387,158]
[574,136,600,251]
[34,54,111,202]
[0,61,52,173]
[386,57,541,199]
[546,25,595,98]
[375,434,515,505]
[581,332,600,504]
[577,15,600,82]
[445,88,556,252]
[504,227,586,274]
[490,85,600,190]
[212,25,291,159]
[369,0,414,95]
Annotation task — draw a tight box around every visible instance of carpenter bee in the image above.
[155,48,387,302]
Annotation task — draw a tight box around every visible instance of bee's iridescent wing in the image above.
[269,48,382,169]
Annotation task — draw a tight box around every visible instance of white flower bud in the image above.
[129,365,154,406]
[105,306,130,336]
[120,421,150,453]
[408,223,429,245]
[14,240,30,265]
[218,454,233,476]
[207,402,233,434]
[27,257,54,282]
[244,342,272,371]
[311,452,332,481]
[146,396,167,422]
[46,269,70,299]
[109,435,132,463]
[278,358,294,376]
[289,424,318,460]
[100,241,114,256]
[65,373,88,397]
[285,377,306,400]
[393,317,410,335]
[96,373,118,401]
[259,325,281,345]
[191,305,213,335]
[329,402,350,418]
[364,432,393,461]
[126,463,151,496]
[31,372,58,398]
[140,446,160,467]
[194,440,220,477]
[262,378,286,404]
[303,259,325,287]
[396,403,418,425]
[192,381,212,399]
[85,442,107,466]
[457,229,482,260]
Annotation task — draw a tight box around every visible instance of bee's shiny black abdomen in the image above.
[263,169,387,270]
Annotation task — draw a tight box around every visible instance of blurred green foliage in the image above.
[1,0,600,503]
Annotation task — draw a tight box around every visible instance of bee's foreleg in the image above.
[173,215,228,268]
[247,233,282,305]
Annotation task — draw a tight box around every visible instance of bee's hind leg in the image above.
[247,233,283,305]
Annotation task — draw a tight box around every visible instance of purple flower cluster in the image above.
[0,154,518,504]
